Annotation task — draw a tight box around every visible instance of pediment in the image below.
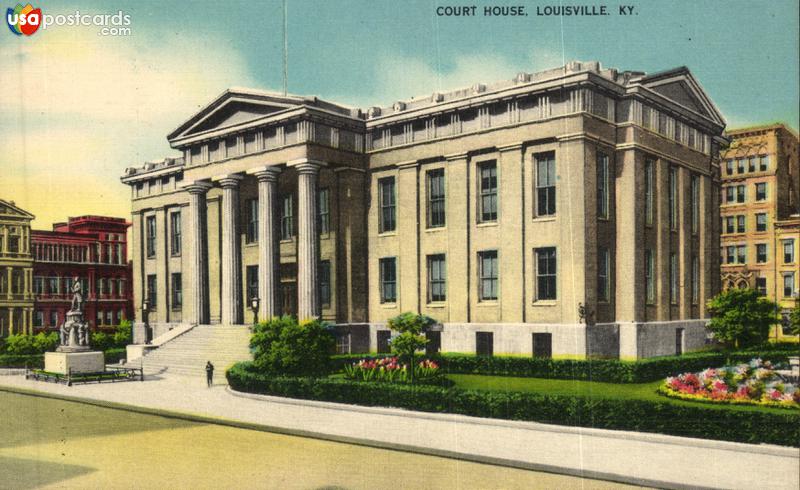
[638,68,726,127]
[649,81,704,114]
[186,101,284,135]
[0,200,34,220]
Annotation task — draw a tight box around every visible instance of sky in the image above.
[1,0,798,229]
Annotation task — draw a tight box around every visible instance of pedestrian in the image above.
[205,361,214,387]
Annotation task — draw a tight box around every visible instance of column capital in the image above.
[246,165,282,182]
[287,158,325,174]
[181,181,213,195]
[212,174,244,188]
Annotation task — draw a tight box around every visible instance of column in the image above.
[215,174,244,324]
[185,182,213,324]
[6,267,12,299]
[8,308,14,335]
[247,166,282,320]
[295,161,321,320]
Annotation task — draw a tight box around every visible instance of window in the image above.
[49,311,58,327]
[246,199,258,243]
[378,177,396,233]
[320,261,331,307]
[784,240,795,263]
[478,251,498,301]
[756,277,767,296]
[246,265,258,303]
[47,277,59,295]
[755,182,768,201]
[146,274,157,308]
[476,332,493,356]
[145,216,156,258]
[106,311,113,326]
[170,211,182,255]
[736,185,746,203]
[318,188,330,234]
[597,152,609,219]
[691,255,699,304]
[725,216,735,234]
[784,273,796,298]
[536,153,556,216]
[535,247,557,300]
[726,246,735,264]
[597,247,610,302]
[280,195,293,240]
[532,333,552,358]
[737,215,746,234]
[669,253,678,304]
[756,213,768,232]
[119,280,126,297]
[748,156,757,172]
[379,257,397,303]
[669,167,678,230]
[33,277,44,295]
[97,278,105,296]
[725,159,734,175]
[756,244,768,263]
[171,273,182,309]
[759,155,769,171]
[427,254,446,302]
[690,175,699,234]
[737,158,745,174]
[645,158,655,225]
[426,169,446,227]
[737,245,747,264]
[478,161,498,222]
[97,310,104,326]
[725,186,734,204]
[34,311,43,327]
[645,249,655,304]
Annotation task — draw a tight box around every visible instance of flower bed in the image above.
[659,358,799,409]
[343,357,446,385]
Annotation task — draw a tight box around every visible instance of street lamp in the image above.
[142,298,152,344]
[250,297,260,325]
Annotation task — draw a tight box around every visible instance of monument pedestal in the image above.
[45,350,105,375]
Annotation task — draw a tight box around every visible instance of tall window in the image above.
[597,152,609,219]
[669,253,678,304]
[478,161,498,222]
[318,188,330,235]
[737,158,745,174]
[535,152,556,216]
[737,245,747,264]
[755,182,768,201]
[784,240,796,263]
[378,177,396,233]
[426,169,446,228]
[535,247,557,300]
[171,273,182,309]
[246,199,258,243]
[736,215,745,233]
[784,273,796,298]
[756,277,767,296]
[478,250,498,301]
[644,158,655,226]
[725,186,734,203]
[759,155,769,171]
[170,211,182,255]
[748,156,757,172]
[427,254,446,302]
[669,167,678,230]
[756,213,768,232]
[146,274,157,308]
[736,185,746,203]
[756,244,768,263]
[725,159,734,175]
[725,216,735,234]
[246,265,258,302]
[320,261,331,307]
[645,249,655,304]
[379,257,397,303]
[725,246,735,264]
[597,247,610,302]
[691,255,699,304]
[690,175,699,234]
[145,216,156,258]
[280,195,293,240]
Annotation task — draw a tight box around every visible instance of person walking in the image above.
[205,361,214,387]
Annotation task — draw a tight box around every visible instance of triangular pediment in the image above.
[0,199,35,220]
[638,68,726,127]
[649,81,704,113]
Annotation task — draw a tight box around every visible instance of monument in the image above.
[44,277,105,374]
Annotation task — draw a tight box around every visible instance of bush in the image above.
[227,362,800,447]
[387,312,436,384]
[707,289,779,348]
[113,320,133,347]
[91,332,114,351]
[250,316,335,376]
[0,348,127,369]
[1,333,59,355]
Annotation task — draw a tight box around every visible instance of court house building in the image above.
[122,61,727,359]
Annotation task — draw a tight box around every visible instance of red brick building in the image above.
[31,216,133,331]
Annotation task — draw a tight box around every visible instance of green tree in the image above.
[787,299,800,336]
[250,316,335,376]
[706,288,779,348]
[112,320,133,347]
[387,312,435,384]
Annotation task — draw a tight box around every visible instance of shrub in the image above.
[1,333,59,355]
[227,362,800,447]
[787,300,800,336]
[91,332,114,351]
[250,316,335,376]
[113,320,133,347]
[707,289,779,348]
[387,312,436,384]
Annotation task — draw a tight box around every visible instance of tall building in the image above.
[31,216,133,331]
[122,61,726,359]
[0,199,34,336]
[719,124,800,331]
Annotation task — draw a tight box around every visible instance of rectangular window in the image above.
[784,273,796,298]
[319,261,331,307]
[691,255,699,304]
[726,246,735,264]
[478,250,499,301]
[170,211,181,255]
[49,311,58,327]
[748,156,757,172]
[756,244,768,263]
[426,169,446,227]
[784,240,795,263]
[146,274,157,308]
[476,332,494,356]
[725,216,735,234]
[597,152,609,219]
[535,247,557,300]
[756,213,768,232]
[106,311,113,326]
[725,159,734,175]
[378,177,396,233]
[725,186,734,204]
[669,253,678,304]
[318,188,330,235]
[737,215,746,234]
[145,216,156,258]
[379,257,397,303]
[597,247,610,302]
[737,158,745,174]
[759,155,769,171]
[97,310,104,326]
[690,175,699,234]
[645,249,655,304]
[246,265,258,303]
[755,182,768,201]
[737,185,746,203]
[669,167,678,230]
[280,195,293,240]
[33,277,44,295]
[644,158,655,226]
[536,153,556,216]
[246,199,258,243]
[479,161,498,222]
[171,273,182,309]
[737,245,747,264]
[426,254,447,302]
[756,277,767,296]
[34,311,43,327]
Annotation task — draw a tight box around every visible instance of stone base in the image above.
[45,351,105,375]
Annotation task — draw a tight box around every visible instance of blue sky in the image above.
[1,0,798,226]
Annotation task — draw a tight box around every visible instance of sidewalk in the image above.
[1,373,797,490]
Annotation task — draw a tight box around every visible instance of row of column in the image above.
[184,159,322,325]
[3,307,34,335]
[3,267,33,299]
[1,227,30,255]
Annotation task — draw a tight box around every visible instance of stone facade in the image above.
[0,199,34,336]
[122,61,727,359]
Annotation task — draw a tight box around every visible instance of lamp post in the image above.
[250,297,260,325]
[142,298,151,344]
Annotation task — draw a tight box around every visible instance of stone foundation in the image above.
[44,351,105,374]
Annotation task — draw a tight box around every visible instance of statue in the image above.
[70,277,83,312]
[59,277,89,351]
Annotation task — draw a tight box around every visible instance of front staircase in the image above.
[129,325,252,381]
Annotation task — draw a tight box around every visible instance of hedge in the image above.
[332,347,799,383]
[227,362,800,447]
[0,348,127,369]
